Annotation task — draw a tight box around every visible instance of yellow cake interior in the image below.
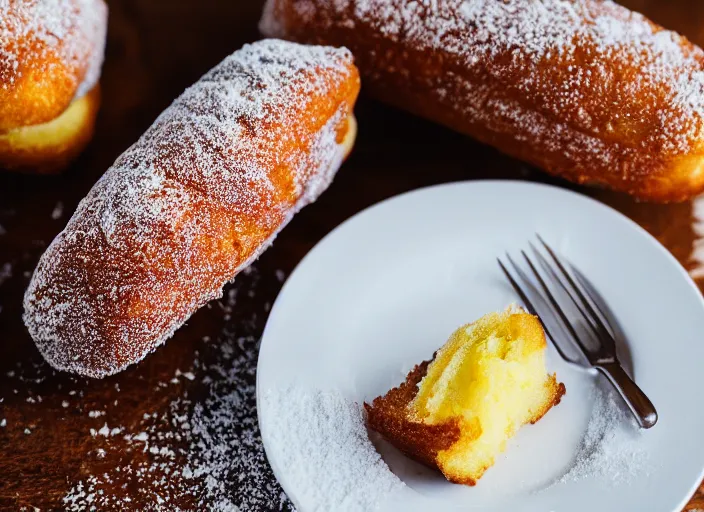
[340,113,357,159]
[412,307,564,483]
[365,306,565,486]
[0,85,100,173]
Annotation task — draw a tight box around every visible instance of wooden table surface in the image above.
[1,1,704,510]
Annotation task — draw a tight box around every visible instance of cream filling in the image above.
[341,113,357,159]
[0,87,96,149]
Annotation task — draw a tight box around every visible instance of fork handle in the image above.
[597,362,658,429]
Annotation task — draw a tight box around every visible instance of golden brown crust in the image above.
[530,378,567,425]
[23,40,360,378]
[0,0,107,132]
[0,84,100,174]
[262,0,704,202]
[365,361,462,471]
[0,42,77,132]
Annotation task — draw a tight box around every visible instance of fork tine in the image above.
[498,257,536,315]
[498,256,579,365]
[571,266,617,351]
[529,241,603,342]
[520,250,593,361]
[536,235,615,350]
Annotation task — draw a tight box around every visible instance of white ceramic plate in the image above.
[257,180,704,512]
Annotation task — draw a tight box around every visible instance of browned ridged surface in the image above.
[262,0,704,202]
[0,0,107,172]
[0,0,107,131]
[22,40,360,378]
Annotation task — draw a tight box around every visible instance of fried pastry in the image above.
[262,0,704,202]
[23,39,360,378]
[0,0,107,173]
[365,307,565,485]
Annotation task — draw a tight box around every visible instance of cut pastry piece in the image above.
[365,307,565,485]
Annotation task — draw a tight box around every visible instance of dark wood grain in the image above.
[1,0,703,510]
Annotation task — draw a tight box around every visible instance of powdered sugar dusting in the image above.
[262,0,704,185]
[261,385,405,511]
[23,39,355,379]
[557,385,651,486]
[0,0,107,100]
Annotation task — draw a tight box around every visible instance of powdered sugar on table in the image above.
[59,267,296,511]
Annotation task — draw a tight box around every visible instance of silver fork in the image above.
[497,235,658,429]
